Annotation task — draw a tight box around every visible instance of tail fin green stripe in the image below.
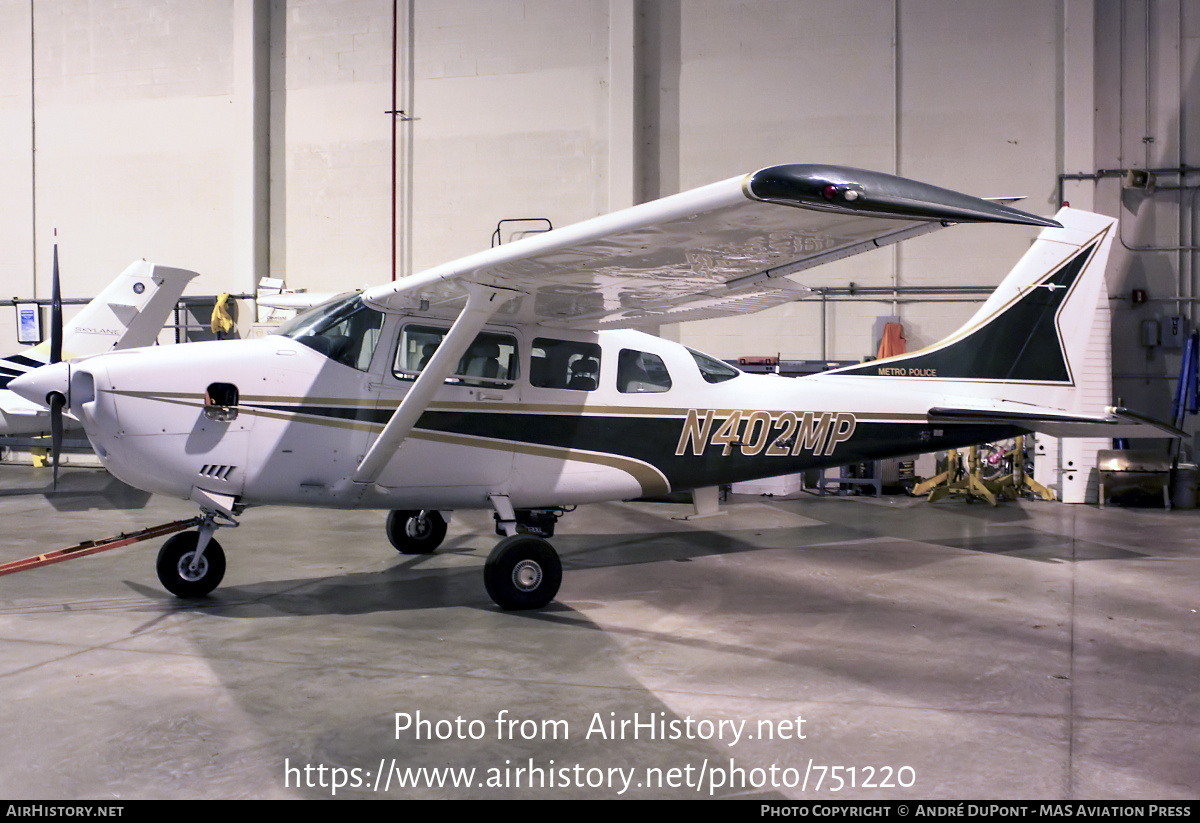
[835,242,1096,383]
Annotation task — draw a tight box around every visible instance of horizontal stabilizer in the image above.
[928,406,1185,439]
[108,301,138,325]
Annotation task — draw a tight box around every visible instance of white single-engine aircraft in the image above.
[1,261,196,435]
[10,164,1174,610]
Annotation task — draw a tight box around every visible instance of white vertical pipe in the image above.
[609,0,638,213]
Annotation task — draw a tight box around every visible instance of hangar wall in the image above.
[0,0,258,295]
[1,0,1196,432]
[663,0,1062,360]
[1092,0,1200,425]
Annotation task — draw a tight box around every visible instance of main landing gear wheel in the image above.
[387,510,447,554]
[484,535,562,611]
[156,531,226,598]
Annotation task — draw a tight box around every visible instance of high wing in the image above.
[361,164,1059,327]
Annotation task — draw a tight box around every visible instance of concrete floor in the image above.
[0,463,1196,800]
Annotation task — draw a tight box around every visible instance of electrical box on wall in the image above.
[1141,318,1160,347]
[1162,315,1188,348]
[15,304,40,345]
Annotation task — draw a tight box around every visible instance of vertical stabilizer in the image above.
[827,208,1117,413]
[0,262,198,427]
[21,262,200,364]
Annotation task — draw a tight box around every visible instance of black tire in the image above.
[484,535,562,610]
[156,532,226,598]
[386,510,447,554]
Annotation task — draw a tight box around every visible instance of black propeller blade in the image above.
[50,240,62,365]
[49,238,64,489]
[49,392,64,490]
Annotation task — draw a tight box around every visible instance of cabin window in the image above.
[617,349,672,393]
[394,325,519,389]
[687,347,740,384]
[276,293,384,372]
[530,338,601,391]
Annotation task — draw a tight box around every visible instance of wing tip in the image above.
[745,164,1059,228]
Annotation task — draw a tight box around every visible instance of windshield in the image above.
[687,347,741,383]
[275,292,384,371]
[274,292,360,338]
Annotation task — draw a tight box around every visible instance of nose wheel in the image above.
[484,535,562,610]
[386,509,447,554]
[156,531,226,598]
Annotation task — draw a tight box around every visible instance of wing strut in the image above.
[347,284,521,488]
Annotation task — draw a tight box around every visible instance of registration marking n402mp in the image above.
[675,409,857,458]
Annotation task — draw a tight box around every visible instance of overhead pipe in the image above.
[29,0,36,299]
[391,0,397,281]
[389,0,417,281]
[890,0,901,317]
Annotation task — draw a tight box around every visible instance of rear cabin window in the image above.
[394,325,519,388]
[617,349,672,393]
[530,338,602,391]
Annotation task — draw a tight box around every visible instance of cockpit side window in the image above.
[394,324,519,389]
[276,293,384,372]
[531,338,601,391]
[617,349,672,393]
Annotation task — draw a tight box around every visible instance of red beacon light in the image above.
[822,184,862,203]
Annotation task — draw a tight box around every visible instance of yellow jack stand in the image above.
[1005,436,1056,501]
[913,438,1055,506]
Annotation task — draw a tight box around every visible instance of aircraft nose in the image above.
[9,361,70,409]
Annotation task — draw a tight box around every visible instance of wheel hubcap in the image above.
[178,551,208,582]
[512,559,542,591]
[406,515,430,540]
